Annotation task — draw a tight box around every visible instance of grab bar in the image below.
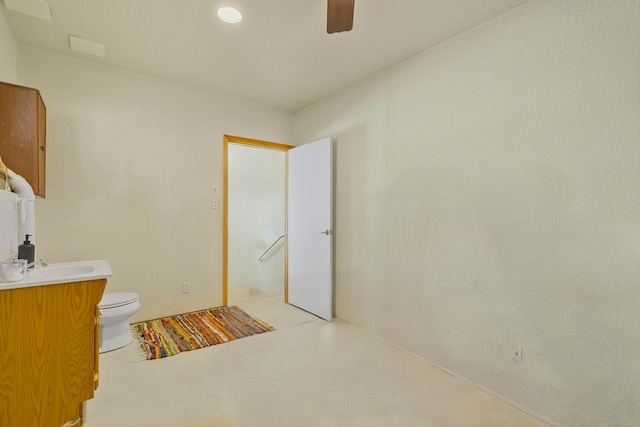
[258,234,285,262]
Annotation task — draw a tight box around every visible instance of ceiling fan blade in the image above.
[327,0,354,34]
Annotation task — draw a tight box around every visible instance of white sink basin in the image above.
[28,264,95,279]
[0,260,112,289]
[0,259,112,290]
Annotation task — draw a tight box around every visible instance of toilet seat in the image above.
[99,292,139,309]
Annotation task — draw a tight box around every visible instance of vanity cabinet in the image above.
[0,279,106,427]
[0,81,46,197]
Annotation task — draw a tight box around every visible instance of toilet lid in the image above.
[99,292,139,309]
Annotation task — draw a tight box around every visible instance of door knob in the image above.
[320,229,334,235]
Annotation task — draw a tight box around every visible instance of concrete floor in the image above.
[86,292,547,427]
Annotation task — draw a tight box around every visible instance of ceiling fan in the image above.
[327,0,355,34]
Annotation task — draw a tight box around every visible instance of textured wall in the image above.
[228,145,285,297]
[294,0,640,425]
[18,48,293,322]
[0,8,17,83]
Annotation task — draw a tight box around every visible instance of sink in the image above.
[28,264,95,279]
[1,259,112,289]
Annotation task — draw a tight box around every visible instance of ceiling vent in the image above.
[69,35,106,58]
[4,0,52,21]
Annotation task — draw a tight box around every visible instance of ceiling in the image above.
[2,0,530,112]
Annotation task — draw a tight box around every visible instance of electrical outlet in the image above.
[512,346,523,363]
[211,198,219,209]
[182,281,190,293]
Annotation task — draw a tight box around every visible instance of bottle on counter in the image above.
[18,234,35,269]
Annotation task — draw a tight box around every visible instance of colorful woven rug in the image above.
[132,306,274,360]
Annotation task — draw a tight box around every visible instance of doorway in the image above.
[223,135,293,306]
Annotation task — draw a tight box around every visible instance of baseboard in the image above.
[333,318,560,427]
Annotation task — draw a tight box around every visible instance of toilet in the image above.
[98,292,140,353]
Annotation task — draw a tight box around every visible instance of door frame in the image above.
[222,135,294,306]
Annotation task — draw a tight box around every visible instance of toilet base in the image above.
[99,321,134,353]
[98,294,140,353]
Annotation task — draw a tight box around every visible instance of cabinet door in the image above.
[0,279,106,426]
[95,305,101,390]
[36,93,46,197]
[0,82,46,197]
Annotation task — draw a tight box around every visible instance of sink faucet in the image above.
[39,259,48,266]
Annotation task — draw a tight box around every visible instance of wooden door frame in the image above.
[222,135,294,306]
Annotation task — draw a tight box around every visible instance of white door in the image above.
[287,137,333,321]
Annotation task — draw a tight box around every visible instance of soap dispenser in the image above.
[18,234,35,269]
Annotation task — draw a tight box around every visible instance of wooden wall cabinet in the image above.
[0,81,46,197]
[0,279,106,427]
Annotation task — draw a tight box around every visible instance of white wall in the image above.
[294,1,640,426]
[228,145,285,297]
[18,47,293,321]
[0,8,17,83]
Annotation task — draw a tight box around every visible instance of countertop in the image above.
[0,259,112,290]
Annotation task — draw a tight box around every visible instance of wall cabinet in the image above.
[0,81,46,197]
[0,279,106,427]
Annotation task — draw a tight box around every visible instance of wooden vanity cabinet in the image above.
[0,81,46,197]
[0,279,106,427]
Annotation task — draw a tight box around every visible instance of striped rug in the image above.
[132,306,274,360]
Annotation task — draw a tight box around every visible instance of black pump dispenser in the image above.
[18,234,35,269]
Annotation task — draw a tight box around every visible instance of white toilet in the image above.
[98,292,141,353]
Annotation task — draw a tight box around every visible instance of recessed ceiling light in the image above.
[217,7,242,24]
